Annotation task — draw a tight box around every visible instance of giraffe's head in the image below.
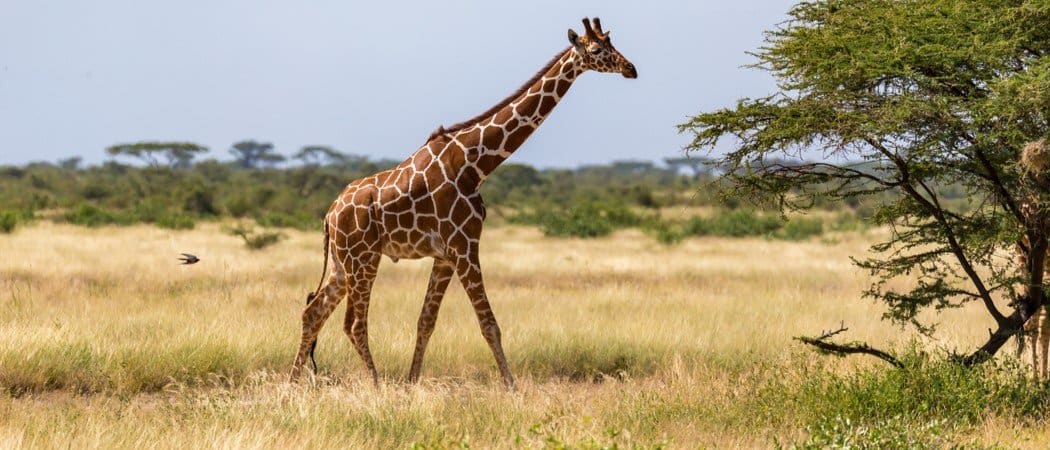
[567,17,637,79]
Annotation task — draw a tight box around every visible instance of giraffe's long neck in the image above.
[446,48,582,182]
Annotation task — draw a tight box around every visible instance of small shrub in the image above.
[0,211,17,233]
[766,348,1050,448]
[182,185,220,216]
[685,210,782,237]
[642,219,685,245]
[783,416,955,449]
[244,231,283,250]
[64,204,133,227]
[516,201,640,238]
[223,223,285,250]
[223,194,254,218]
[155,214,196,230]
[537,209,616,238]
[255,212,318,231]
[777,217,823,241]
[130,199,168,223]
[824,212,860,232]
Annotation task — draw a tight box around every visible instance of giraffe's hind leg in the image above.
[291,270,348,381]
[343,251,382,385]
[408,259,456,382]
[1037,307,1050,379]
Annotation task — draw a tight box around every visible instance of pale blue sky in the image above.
[0,1,794,168]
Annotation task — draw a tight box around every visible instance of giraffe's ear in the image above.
[567,29,580,46]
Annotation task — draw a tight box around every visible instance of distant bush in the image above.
[537,209,616,238]
[0,210,18,233]
[155,214,196,230]
[181,185,220,216]
[642,219,685,245]
[777,217,823,241]
[223,193,254,218]
[827,213,867,232]
[514,201,640,238]
[223,223,285,250]
[255,212,319,231]
[685,210,781,238]
[131,200,168,223]
[64,205,134,227]
[513,205,838,243]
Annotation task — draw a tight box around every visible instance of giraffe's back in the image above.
[325,143,478,262]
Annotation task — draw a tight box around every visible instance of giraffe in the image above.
[290,18,637,387]
[1016,139,1050,378]
[1016,236,1050,378]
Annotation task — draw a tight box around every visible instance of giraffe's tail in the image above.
[305,221,331,373]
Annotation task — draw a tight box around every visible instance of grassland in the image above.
[0,223,1047,448]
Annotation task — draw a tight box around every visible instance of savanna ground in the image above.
[1,222,1049,448]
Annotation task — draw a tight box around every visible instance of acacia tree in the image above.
[106,142,208,169]
[230,140,285,169]
[679,0,1049,364]
[293,145,350,166]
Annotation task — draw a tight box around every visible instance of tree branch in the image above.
[794,322,904,368]
[864,137,1006,326]
[969,142,1024,223]
[960,310,1027,366]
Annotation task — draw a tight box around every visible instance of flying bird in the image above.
[177,253,200,265]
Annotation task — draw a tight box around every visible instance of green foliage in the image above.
[223,223,285,250]
[513,201,640,238]
[180,184,220,216]
[784,416,957,450]
[229,140,285,169]
[293,145,356,166]
[514,201,839,243]
[679,0,1050,362]
[64,205,134,227]
[535,207,617,238]
[768,349,1050,448]
[643,219,686,245]
[685,210,782,238]
[778,217,824,241]
[223,193,254,218]
[107,142,209,169]
[130,200,168,223]
[155,214,196,230]
[513,422,669,450]
[645,211,826,243]
[1,137,873,247]
[0,210,18,233]
[254,212,319,231]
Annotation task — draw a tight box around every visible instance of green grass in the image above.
[768,351,1050,448]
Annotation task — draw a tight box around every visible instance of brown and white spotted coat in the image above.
[1016,234,1050,378]
[1014,139,1050,378]
[290,18,637,387]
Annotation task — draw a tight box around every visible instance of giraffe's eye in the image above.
[589,48,602,55]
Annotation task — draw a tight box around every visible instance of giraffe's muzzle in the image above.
[622,63,637,79]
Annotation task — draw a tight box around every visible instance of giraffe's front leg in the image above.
[454,254,515,388]
[1037,307,1050,379]
[408,259,456,382]
[291,277,347,382]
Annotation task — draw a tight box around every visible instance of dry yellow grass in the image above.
[0,223,1037,448]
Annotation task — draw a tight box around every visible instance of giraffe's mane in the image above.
[427,46,573,142]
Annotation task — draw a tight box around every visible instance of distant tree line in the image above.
[0,140,732,232]
[0,139,963,240]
